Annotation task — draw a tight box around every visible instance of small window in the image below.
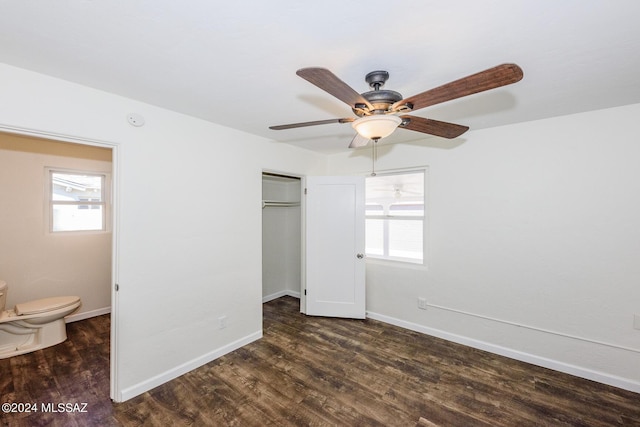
[48,169,108,232]
[365,170,425,264]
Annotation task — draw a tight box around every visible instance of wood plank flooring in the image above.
[1,296,639,426]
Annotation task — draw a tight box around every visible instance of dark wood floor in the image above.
[2,296,639,426]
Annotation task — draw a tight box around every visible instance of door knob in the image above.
[356,253,365,259]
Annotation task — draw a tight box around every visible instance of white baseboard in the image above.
[262,290,301,303]
[65,306,111,323]
[119,330,262,402]
[366,311,640,394]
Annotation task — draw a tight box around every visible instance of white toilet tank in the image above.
[0,280,7,311]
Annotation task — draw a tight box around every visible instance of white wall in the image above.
[3,59,637,397]
[328,103,640,392]
[0,63,327,401]
[0,133,111,318]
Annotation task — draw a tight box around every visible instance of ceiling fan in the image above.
[270,63,523,148]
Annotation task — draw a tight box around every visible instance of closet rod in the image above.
[262,200,300,209]
[262,172,301,180]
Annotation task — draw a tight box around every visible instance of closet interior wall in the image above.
[262,174,302,302]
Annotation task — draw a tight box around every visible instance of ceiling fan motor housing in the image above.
[352,70,405,116]
[357,90,404,115]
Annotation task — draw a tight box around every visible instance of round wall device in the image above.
[127,113,145,127]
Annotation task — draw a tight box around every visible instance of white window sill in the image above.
[365,256,428,271]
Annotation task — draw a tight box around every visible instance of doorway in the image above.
[0,127,118,400]
[261,172,303,304]
[261,172,366,319]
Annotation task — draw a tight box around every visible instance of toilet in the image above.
[0,280,81,359]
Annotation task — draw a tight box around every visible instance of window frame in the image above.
[364,168,427,266]
[46,167,111,234]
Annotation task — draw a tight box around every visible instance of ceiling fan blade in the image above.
[269,117,354,130]
[297,67,374,110]
[400,115,469,139]
[348,133,370,148]
[393,63,523,112]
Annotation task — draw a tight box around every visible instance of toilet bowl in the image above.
[0,280,81,359]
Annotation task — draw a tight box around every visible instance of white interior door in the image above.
[305,176,365,319]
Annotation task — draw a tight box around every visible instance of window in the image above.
[365,170,425,264]
[48,169,108,232]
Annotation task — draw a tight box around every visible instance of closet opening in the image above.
[261,172,303,310]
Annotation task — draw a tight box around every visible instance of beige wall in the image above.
[0,132,112,318]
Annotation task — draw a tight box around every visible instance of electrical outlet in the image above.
[218,315,227,329]
[417,297,427,310]
[634,314,640,330]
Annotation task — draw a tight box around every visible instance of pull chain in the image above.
[371,138,379,176]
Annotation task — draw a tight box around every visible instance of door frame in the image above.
[0,124,121,401]
[261,169,306,313]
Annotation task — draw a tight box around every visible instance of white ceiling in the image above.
[2,1,640,153]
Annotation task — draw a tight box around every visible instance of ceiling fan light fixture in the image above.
[351,115,402,140]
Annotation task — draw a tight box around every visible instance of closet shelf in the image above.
[262,200,300,209]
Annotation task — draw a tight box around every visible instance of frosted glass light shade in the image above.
[351,115,402,140]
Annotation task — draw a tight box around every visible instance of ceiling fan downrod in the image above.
[365,70,389,91]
